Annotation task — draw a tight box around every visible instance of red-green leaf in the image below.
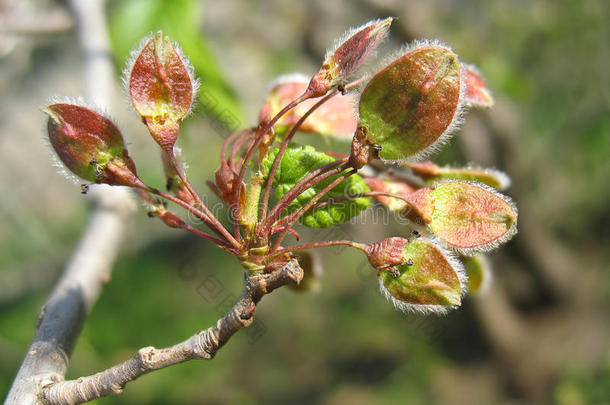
[358,44,463,162]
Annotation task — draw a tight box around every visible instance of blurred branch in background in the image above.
[5,0,135,403]
[0,3,71,36]
[360,0,609,401]
[40,260,302,404]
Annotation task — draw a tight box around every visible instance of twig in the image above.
[39,260,303,405]
[5,0,135,403]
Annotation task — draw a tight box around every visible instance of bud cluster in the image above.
[44,20,515,316]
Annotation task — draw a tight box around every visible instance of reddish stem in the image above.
[221,128,249,163]
[262,158,348,234]
[229,129,254,172]
[166,153,241,248]
[141,184,242,250]
[232,92,311,236]
[310,191,411,210]
[182,223,239,254]
[269,169,357,253]
[268,239,367,259]
[260,90,339,221]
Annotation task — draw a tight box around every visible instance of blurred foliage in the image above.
[441,0,610,241]
[108,0,241,123]
[1,1,609,404]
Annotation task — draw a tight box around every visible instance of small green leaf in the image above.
[378,238,465,314]
[262,145,370,228]
[358,44,462,161]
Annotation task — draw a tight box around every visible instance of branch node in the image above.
[136,346,157,371]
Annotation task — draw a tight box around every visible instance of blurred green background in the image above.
[1,0,609,404]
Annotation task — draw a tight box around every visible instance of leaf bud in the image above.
[307,17,393,97]
[365,237,410,272]
[404,181,517,254]
[127,31,196,151]
[371,238,465,313]
[44,103,142,187]
[358,43,463,162]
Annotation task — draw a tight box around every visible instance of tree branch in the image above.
[5,0,135,403]
[39,260,304,405]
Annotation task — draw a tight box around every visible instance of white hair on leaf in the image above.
[378,279,457,316]
[325,17,393,60]
[355,39,467,165]
[377,236,467,316]
[121,32,155,110]
[121,33,199,118]
[41,96,125,186]
[431,180,518,256]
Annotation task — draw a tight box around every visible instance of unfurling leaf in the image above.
[406,161,511,190]
[358,44,463,161]
[260,75,357,139]
[462,63,493,108]
[462,254,492,294]
[262,145,370,228]
[43,103,141,187]
[127,31,196,150]
[307,17,393,97]
[404,181,517,254]
[374,238,465,314]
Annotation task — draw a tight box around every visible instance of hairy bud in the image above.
[44,103,141,187]
[365,237,410,271]
[462,63,494,108]
[349,126,374,169]
[358,44,463,162]
[215,160,240,205]
[404,181,518,254]
[375,238,465,313]
[127,31,196,151]
[307,17,393,97]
